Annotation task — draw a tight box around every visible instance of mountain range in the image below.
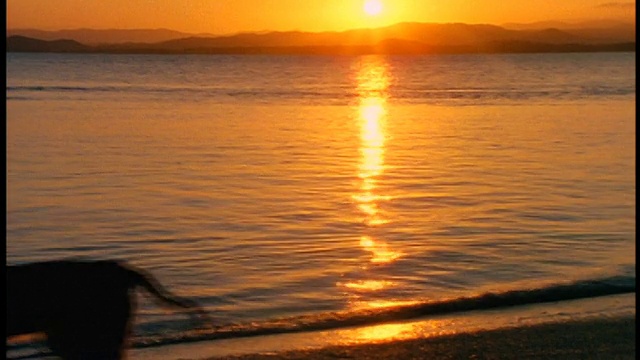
[6,21,635,55]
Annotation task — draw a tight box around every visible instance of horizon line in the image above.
[6,17,635,37]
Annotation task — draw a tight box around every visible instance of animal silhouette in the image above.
[7,260,209,360]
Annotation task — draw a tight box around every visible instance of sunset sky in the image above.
[6,0,635,34]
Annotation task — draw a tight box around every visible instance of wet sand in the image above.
[205,316,635,360]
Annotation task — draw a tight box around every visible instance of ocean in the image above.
[6,52,636,358]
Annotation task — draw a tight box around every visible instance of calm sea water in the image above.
[6,52,636,352]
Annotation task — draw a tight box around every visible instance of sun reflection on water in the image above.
[360,235,401,263]
[335,318,456,345]
[354,322,417,342]
[340,56,404,318]
[352,56,401,261]
[340,279,395,291]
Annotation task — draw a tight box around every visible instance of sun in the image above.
[363,0,383,16]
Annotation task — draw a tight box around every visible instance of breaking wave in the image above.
[130,274,635,348]
[6,274,635,359]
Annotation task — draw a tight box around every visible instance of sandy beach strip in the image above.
[204,316,635,360]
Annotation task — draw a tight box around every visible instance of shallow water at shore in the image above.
[131,293,635,360]
[207,317,636,360]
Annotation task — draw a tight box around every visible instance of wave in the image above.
[131,274,635,348]
[6,84,635,105]
[6,274,635,359]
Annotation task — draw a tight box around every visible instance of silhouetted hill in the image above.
[94,23,592,52]
[6,35,90,52]
[369,22,585,46]
[6,22,636,55]
[6,28,212,45]
[502,20,635,43]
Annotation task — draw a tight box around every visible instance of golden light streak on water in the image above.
[360,299,422,309]
[353,56,400,259]
[359,235,401,263]
[337,318,457,345]
[338,279,396,291]
[340,56,404,316]
[351,322,418,342]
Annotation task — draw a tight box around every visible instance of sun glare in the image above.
[363,0,383,16]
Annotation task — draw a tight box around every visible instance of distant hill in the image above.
[6,28,215,45]
[6,35,90,52]
[502,20,635,43]
[6,22,636,55]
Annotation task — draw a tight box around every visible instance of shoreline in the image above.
[129,293,636,360]
[207,316,635,360]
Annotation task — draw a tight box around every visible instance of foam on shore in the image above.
[131,292,635,360]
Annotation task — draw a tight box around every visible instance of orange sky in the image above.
[6,0,635,34]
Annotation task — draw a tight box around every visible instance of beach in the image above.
[207,316,635,360]
[126,282,635,360]
[7,292,636,360]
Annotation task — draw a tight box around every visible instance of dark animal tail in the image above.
[124,265,211,326]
